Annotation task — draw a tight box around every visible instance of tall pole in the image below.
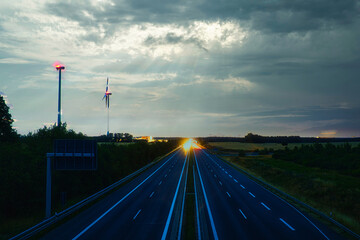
[56,65,65,126]
[107,107,109,137]
[57,69,61,126]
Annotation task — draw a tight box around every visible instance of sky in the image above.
[0,0,359,137]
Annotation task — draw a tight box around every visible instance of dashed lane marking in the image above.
[280,218,295,231]
[133,209,142,220]
[239,209,247,219]
[248,192,256,198]
[261,202,271,211]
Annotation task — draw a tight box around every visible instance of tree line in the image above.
[199,133,360,144]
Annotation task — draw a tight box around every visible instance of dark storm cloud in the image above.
[45,0,359,34]
[144,32,208,51]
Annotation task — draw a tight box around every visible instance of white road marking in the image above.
[219,181,223,186]
[280,218,295,231]
[238,209,247,219]
[159,181,162,185]
[164,174,167,178]
[248,192,256,198]
[261,202,271,211]
[234,179,238,183]
[133,209,141,220]
[72,150,179,240]
[214,174,216,178]
[228,175,232,178]
[240,185,245,189]
[226,192,231,198]
[149,192,155,198]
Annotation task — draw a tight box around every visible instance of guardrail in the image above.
[209,150,360,240]
[10,147,180,240]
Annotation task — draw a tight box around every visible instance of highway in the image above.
[193,148,343,240]
[41,148,188,240]
[40,143,344,240]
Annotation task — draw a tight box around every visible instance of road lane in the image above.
[41,148,187,240]
[194,148,343,240]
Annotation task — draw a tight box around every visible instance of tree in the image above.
[244,133,265,143]
[0,95,17,142]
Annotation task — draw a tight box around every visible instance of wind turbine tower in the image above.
[103,78,112,137]
[54,63,65,126]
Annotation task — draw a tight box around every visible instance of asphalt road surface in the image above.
[193,148,343,240]
[41,146,344,240]
[41,148,188,240]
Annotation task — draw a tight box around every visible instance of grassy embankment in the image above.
[208,142,360,236]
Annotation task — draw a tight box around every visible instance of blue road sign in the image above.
[53,139,97,170]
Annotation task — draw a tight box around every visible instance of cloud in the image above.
[0,0,359,137]
[319,130,337,138]
[0,58,32,64]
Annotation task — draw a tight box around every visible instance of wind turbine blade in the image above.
[108,96,110,108]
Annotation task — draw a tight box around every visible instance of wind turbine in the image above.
[102,78,112,137]
[53,62,65,126]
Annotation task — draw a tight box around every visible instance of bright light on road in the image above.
[182,139,201,152]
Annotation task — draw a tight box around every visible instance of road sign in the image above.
[53,139,97,170]
[45,139,97,218]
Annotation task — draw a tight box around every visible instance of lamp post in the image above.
[55,64,65,126]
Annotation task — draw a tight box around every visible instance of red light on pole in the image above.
[56,65,65,70]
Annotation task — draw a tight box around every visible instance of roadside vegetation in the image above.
[210,142,360,235]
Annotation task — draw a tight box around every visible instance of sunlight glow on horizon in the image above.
[182,138,201,152]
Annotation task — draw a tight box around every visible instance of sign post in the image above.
[45,155,52,218]
[45,140,97,218]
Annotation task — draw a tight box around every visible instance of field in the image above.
[208,141,360,151]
